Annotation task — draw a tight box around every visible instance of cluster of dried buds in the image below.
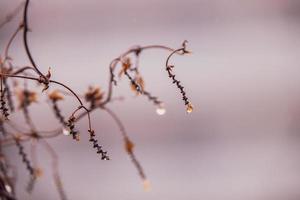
[84,86,104,109]
[88,129,109,160]
[66,116,79,141]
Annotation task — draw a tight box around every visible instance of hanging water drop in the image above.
[62,128,70,136]
[156,104,166,115]
[4,184,12,193]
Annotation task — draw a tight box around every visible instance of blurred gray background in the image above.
[1,0,300,199]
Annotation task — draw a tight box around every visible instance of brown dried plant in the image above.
[0,1,193,199]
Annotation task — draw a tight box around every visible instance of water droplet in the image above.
[62,128,70,136]
[143,179,151,192]
[186,103,193,113]
[156,104,166,115]
[5,184,12,193]
[103,157,109,160]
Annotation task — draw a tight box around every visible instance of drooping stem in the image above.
[41,139,67,200]
[101,107,147,182]
[22,0,46,80]
[101,45,178,106]
[165,41,193,112]
[3,24,23,64]
[0,1,24,30]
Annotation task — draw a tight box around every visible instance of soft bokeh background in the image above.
[1,0,300,199]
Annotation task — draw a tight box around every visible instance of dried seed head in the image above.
[45,67,51,79]
[125,138,134,154]
[67,116,79,141]
[131,75,145,94]
[143,179,151,192]
[0,90,9,119]
[181,40,192,54]
[28,92,38,103]
[89,129,109,160]
[135,75,145,91]
[16,89,38,108]
[48,90,64,101]
[186,103,193,113]
[118,57,131,78]
[85,86,104,107]
[122,57,131,70]
[34,167,43,178]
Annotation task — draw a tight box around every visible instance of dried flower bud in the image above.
[186,103,193,113]
[48,90,64,101]
[88,129,109,160]
[85,86,103,102]
[131,75,145,94]
[85,86,104,108]
[34,167,43,178]
[67,116,79,141]
[143,179,151,192]
[125,138,134,154]
[45,67,51,79]
[118,57,131,78]
[16,89,38,109]
[0,90,9,119]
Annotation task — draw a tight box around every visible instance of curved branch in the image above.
[3,25,23,64]
[22,0,46,79]
[101,45,179,106]
[13,66,37,75]
[101,106,147,182]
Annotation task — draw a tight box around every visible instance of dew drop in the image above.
[156,104,166,115]
[5,184,12,193]
[62,128,70,136]
[103,157,110,161]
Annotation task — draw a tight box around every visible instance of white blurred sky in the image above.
[1,0,300,199]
